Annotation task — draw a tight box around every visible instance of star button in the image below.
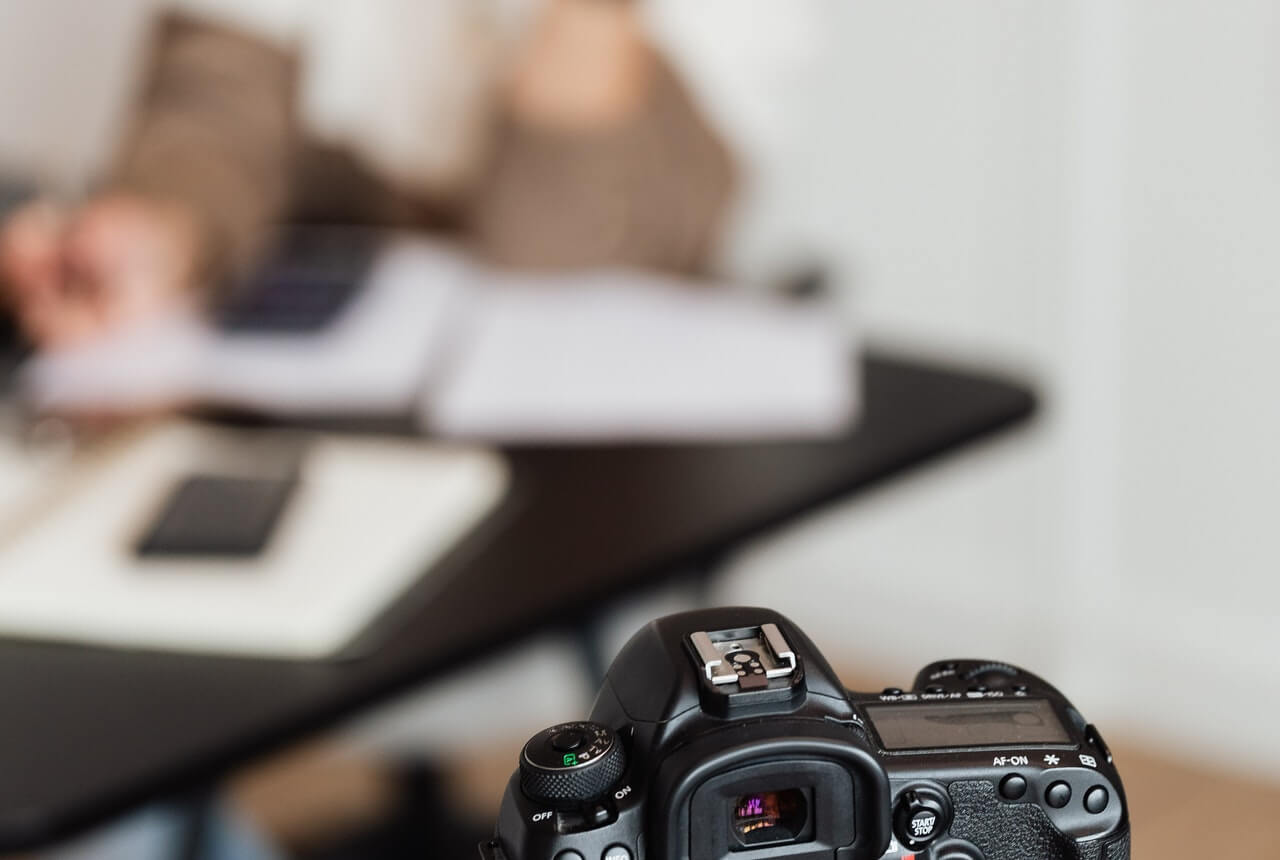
[1044,754,1060,766]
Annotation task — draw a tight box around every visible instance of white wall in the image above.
[1073,0,1280,770]
[2,1,1278,776]
[683,1,1280,778]
[0,0,152,190]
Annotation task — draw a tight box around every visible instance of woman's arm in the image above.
[0,11,299,347]
[109,10,300,281]
[467,0,736,276]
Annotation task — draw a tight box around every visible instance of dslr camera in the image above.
[480,607,1128,860]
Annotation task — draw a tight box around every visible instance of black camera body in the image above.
[480,607,1129,860]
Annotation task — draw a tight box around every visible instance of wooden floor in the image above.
[9,726,1272,859]
[1110,739,1280,858]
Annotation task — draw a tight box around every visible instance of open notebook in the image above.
[0,421,508,659]
[20,237,858,441]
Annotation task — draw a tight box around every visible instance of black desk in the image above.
[0,353,1035,852]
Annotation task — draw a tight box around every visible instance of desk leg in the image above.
[571,563,721,687]
[572,620,611,690]
[175,789,215,860]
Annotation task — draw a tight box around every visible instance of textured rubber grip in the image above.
[948,781,1130,860]
[1101,831,1130,859]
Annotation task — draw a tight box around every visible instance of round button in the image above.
[551,730,586,752]
[932,839,984,860]
[893,787,951,848]
[554,852,584,860]
[999,774,1027,801]
[910,808,939,838]
[883,687,904,695]
[602,845,632,860]
[1045,781,1072,809]
[1084,785,1110,814]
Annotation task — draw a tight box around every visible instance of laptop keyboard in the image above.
[215,227,383,334]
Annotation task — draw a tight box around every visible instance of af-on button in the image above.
[998,774,1027,801]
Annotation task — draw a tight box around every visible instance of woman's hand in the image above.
[0,194,203,348]
[506,0,656,132]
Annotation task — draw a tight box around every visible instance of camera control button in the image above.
[554,852,584,860]
[998,774,1027,800]
[1084,786,1110,814]
[602,845,632,860]
[932,839,984,860]
[1045,781,1072,809]
[551,730,587,752]
[931,839,977,860]
[893,787,950,848]
[556,809,588,831]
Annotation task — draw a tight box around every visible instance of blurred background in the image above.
[1,1,1278,858]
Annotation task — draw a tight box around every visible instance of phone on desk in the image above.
[135,472,299,559]
[0,421,510,659]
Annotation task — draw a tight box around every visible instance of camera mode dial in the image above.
[520,722,626,806]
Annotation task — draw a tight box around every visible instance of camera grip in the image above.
[947,781,1129,860]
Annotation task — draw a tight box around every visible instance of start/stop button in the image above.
[892,784,952,849]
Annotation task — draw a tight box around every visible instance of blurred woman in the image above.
[3,2,733,856]
[0,0,734,348]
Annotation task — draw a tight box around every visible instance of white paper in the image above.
[0,422,508,658]
[425,269,856,441]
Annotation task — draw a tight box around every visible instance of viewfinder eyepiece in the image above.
[730,788,809,849]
